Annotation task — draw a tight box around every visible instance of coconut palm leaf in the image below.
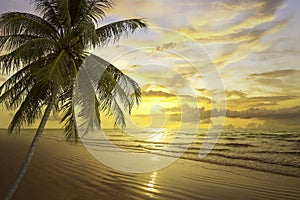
[8,83,49,132]
[0,12,59,40]
[96,18,147,45]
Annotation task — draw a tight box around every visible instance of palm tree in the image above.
[0,0,147,199]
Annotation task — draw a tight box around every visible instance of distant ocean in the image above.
[83,128,300,177]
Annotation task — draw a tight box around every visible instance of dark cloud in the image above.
[248,69,300,78]
[195,88,211,96]
[226,90,246,98]
[142,90,176,98]
[198,96,212,104]
[258,0,286,16]
[167,104,212,123]
[140,84,211,104]
[228,95,299,107]
[161,103,300,127]
[225,106,300,120]
[156,42,177,51]
[129,65,143,69]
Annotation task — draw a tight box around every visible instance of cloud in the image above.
[151,0,289,69]
[225,106,300,120]
[167,104,208,124]
[129,65,143,69]
[195,88,211,96]
[140,88,212,105]
[155,42,177,51]
[109,0,288,45]
[142,90,176,98]
[246,69,300,95]
[159,102,300,127]
[226,90,247,98]
[209,106,300,128]
[248,69,300,78]
[227,95,298,108]
[97,0,293,99]
[197,96,212,105]
[191,19,287,45]
[177,0,287,40]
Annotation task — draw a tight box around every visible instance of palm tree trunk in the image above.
[5,93,56,200]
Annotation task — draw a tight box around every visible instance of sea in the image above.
[80,128,300,177]
[81,129,300,177]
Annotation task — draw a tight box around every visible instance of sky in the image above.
[0,0,299,129]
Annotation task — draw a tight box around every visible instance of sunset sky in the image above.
[0,0,299,129]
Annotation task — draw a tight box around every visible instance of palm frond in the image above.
[8,84,48,133]
[31,0,114,32]
[73,64,101,135]
[87,0,114,23]
[63,20,98,49]
[57,0,72,31]
[0,64,31,94]
[30,0,63,33]
[67,0,115,25]
[0,12,59,40]
[0,35,39,52]
[0,58,50,110]
[94,96,101,125]
[0,75,33,110]
[78,54,141,129]
[60,97,79,142]
[97,70,140,128]
[33,50,70,87]
[96,18,147,46]
[0,38,58,74]
[98,62,141,108]
[110,98,125,128]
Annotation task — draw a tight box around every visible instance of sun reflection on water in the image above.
[145,171,159,197]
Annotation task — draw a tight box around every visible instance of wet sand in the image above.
[0,130,299,200]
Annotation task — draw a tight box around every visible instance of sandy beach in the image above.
[0,129,299,200]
